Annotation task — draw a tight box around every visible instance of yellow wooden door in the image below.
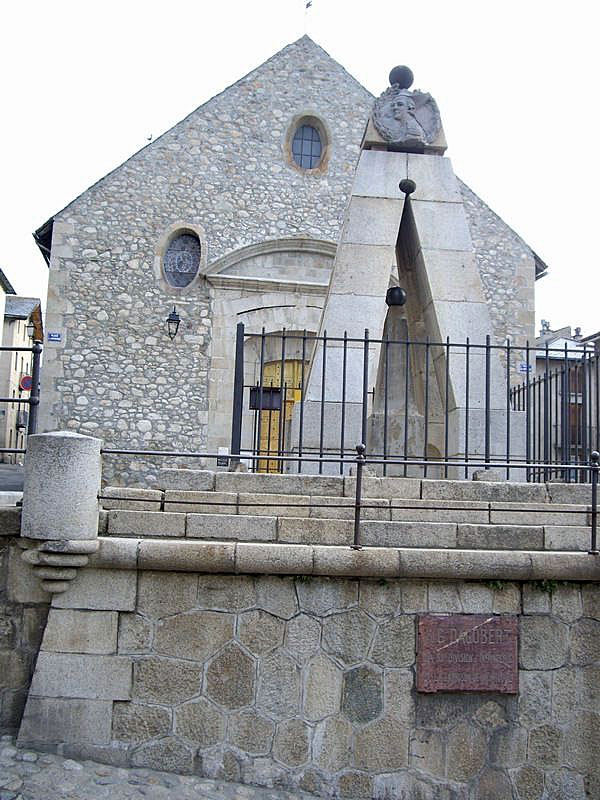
[258,360,304,473]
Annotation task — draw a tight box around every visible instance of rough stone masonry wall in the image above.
[460,180,537,360]
[0,513,49,733]
[40,37,373,487]
[18,565,600,800]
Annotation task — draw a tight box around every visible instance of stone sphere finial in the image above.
[389,65,414,89]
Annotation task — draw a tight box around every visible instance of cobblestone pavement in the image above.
[0,738,317,800]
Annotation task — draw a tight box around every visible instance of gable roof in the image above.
[5,296,41,319]
[33,36,371,264]
[458,178,549,281]
[32,36,548,281]
[0,269,16,295]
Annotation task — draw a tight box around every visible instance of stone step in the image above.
[488,502,589,527]
[164,491,237,514]
[420,479,549,503]
[103,488,589,529]
[101,487,163,511]
[104,509,592,552]
[390,499,489,523]
[544,526,592,552]
[456,524,544,551]
[547,482,593,504]
[157,470,347,496]
[112,475,596,510]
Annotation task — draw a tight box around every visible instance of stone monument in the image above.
[372,65,442,149]
[298,65,524,474]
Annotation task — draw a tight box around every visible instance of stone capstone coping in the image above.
[87,536,600,581]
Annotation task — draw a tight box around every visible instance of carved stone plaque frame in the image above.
[417,614,519,694]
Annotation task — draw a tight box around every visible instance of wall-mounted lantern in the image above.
[166,306,181,340]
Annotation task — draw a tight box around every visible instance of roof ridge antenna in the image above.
[304,0,313,34]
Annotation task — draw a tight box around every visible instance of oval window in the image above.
[163,232,201,288]
[292,124,322,170]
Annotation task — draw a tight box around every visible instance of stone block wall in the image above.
[18,563,600,799]
[0,511,49,732]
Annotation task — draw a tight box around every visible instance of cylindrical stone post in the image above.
[20,431,102,593]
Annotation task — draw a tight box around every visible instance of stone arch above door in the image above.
[206,237,336,292]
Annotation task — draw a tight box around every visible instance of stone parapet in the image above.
[19,432,102,595]
[80,536,600,582]
[21,431,101,542]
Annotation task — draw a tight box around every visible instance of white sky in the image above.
[1,0,598,337]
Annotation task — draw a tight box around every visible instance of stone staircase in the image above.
[99,471,593,553]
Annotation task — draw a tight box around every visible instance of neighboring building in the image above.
[0,295,43,464]
[0,269,15,330]
[506,322,599,480]
[0,270,17,462]
[581,328,600,354]
[34,36,547,485]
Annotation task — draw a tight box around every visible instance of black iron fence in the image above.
[0,342,42,460]
[230,324,600,482]
[100,445,600,556]
[511,342,599,481]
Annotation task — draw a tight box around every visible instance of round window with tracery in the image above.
[163,232,201,288]
[292,124,322,170]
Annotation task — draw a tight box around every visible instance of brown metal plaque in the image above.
[417,614,518,694]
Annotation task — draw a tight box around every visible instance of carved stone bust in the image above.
[373,66,442,148]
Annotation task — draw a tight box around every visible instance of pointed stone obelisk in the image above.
[297,66,522,473]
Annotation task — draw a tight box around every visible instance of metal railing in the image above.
[511,341,599,481]
[0,341,42,437]
[229,325,600,482]
[99,445,600,556]
[5,439,597,557]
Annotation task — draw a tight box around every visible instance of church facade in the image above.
[35,37,543,485]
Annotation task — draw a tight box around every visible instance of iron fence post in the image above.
[485,334,491,468]
[352,443,366,550]
[27,340,42,435]
[590,450,599,555]
[230,323,245,468]
[543,342,550,482]
[361,330,369,447]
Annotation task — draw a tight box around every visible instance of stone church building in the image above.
[34,36,545,485]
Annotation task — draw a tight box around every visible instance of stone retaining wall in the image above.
[0,511,49,732]
[17,561,600,799]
